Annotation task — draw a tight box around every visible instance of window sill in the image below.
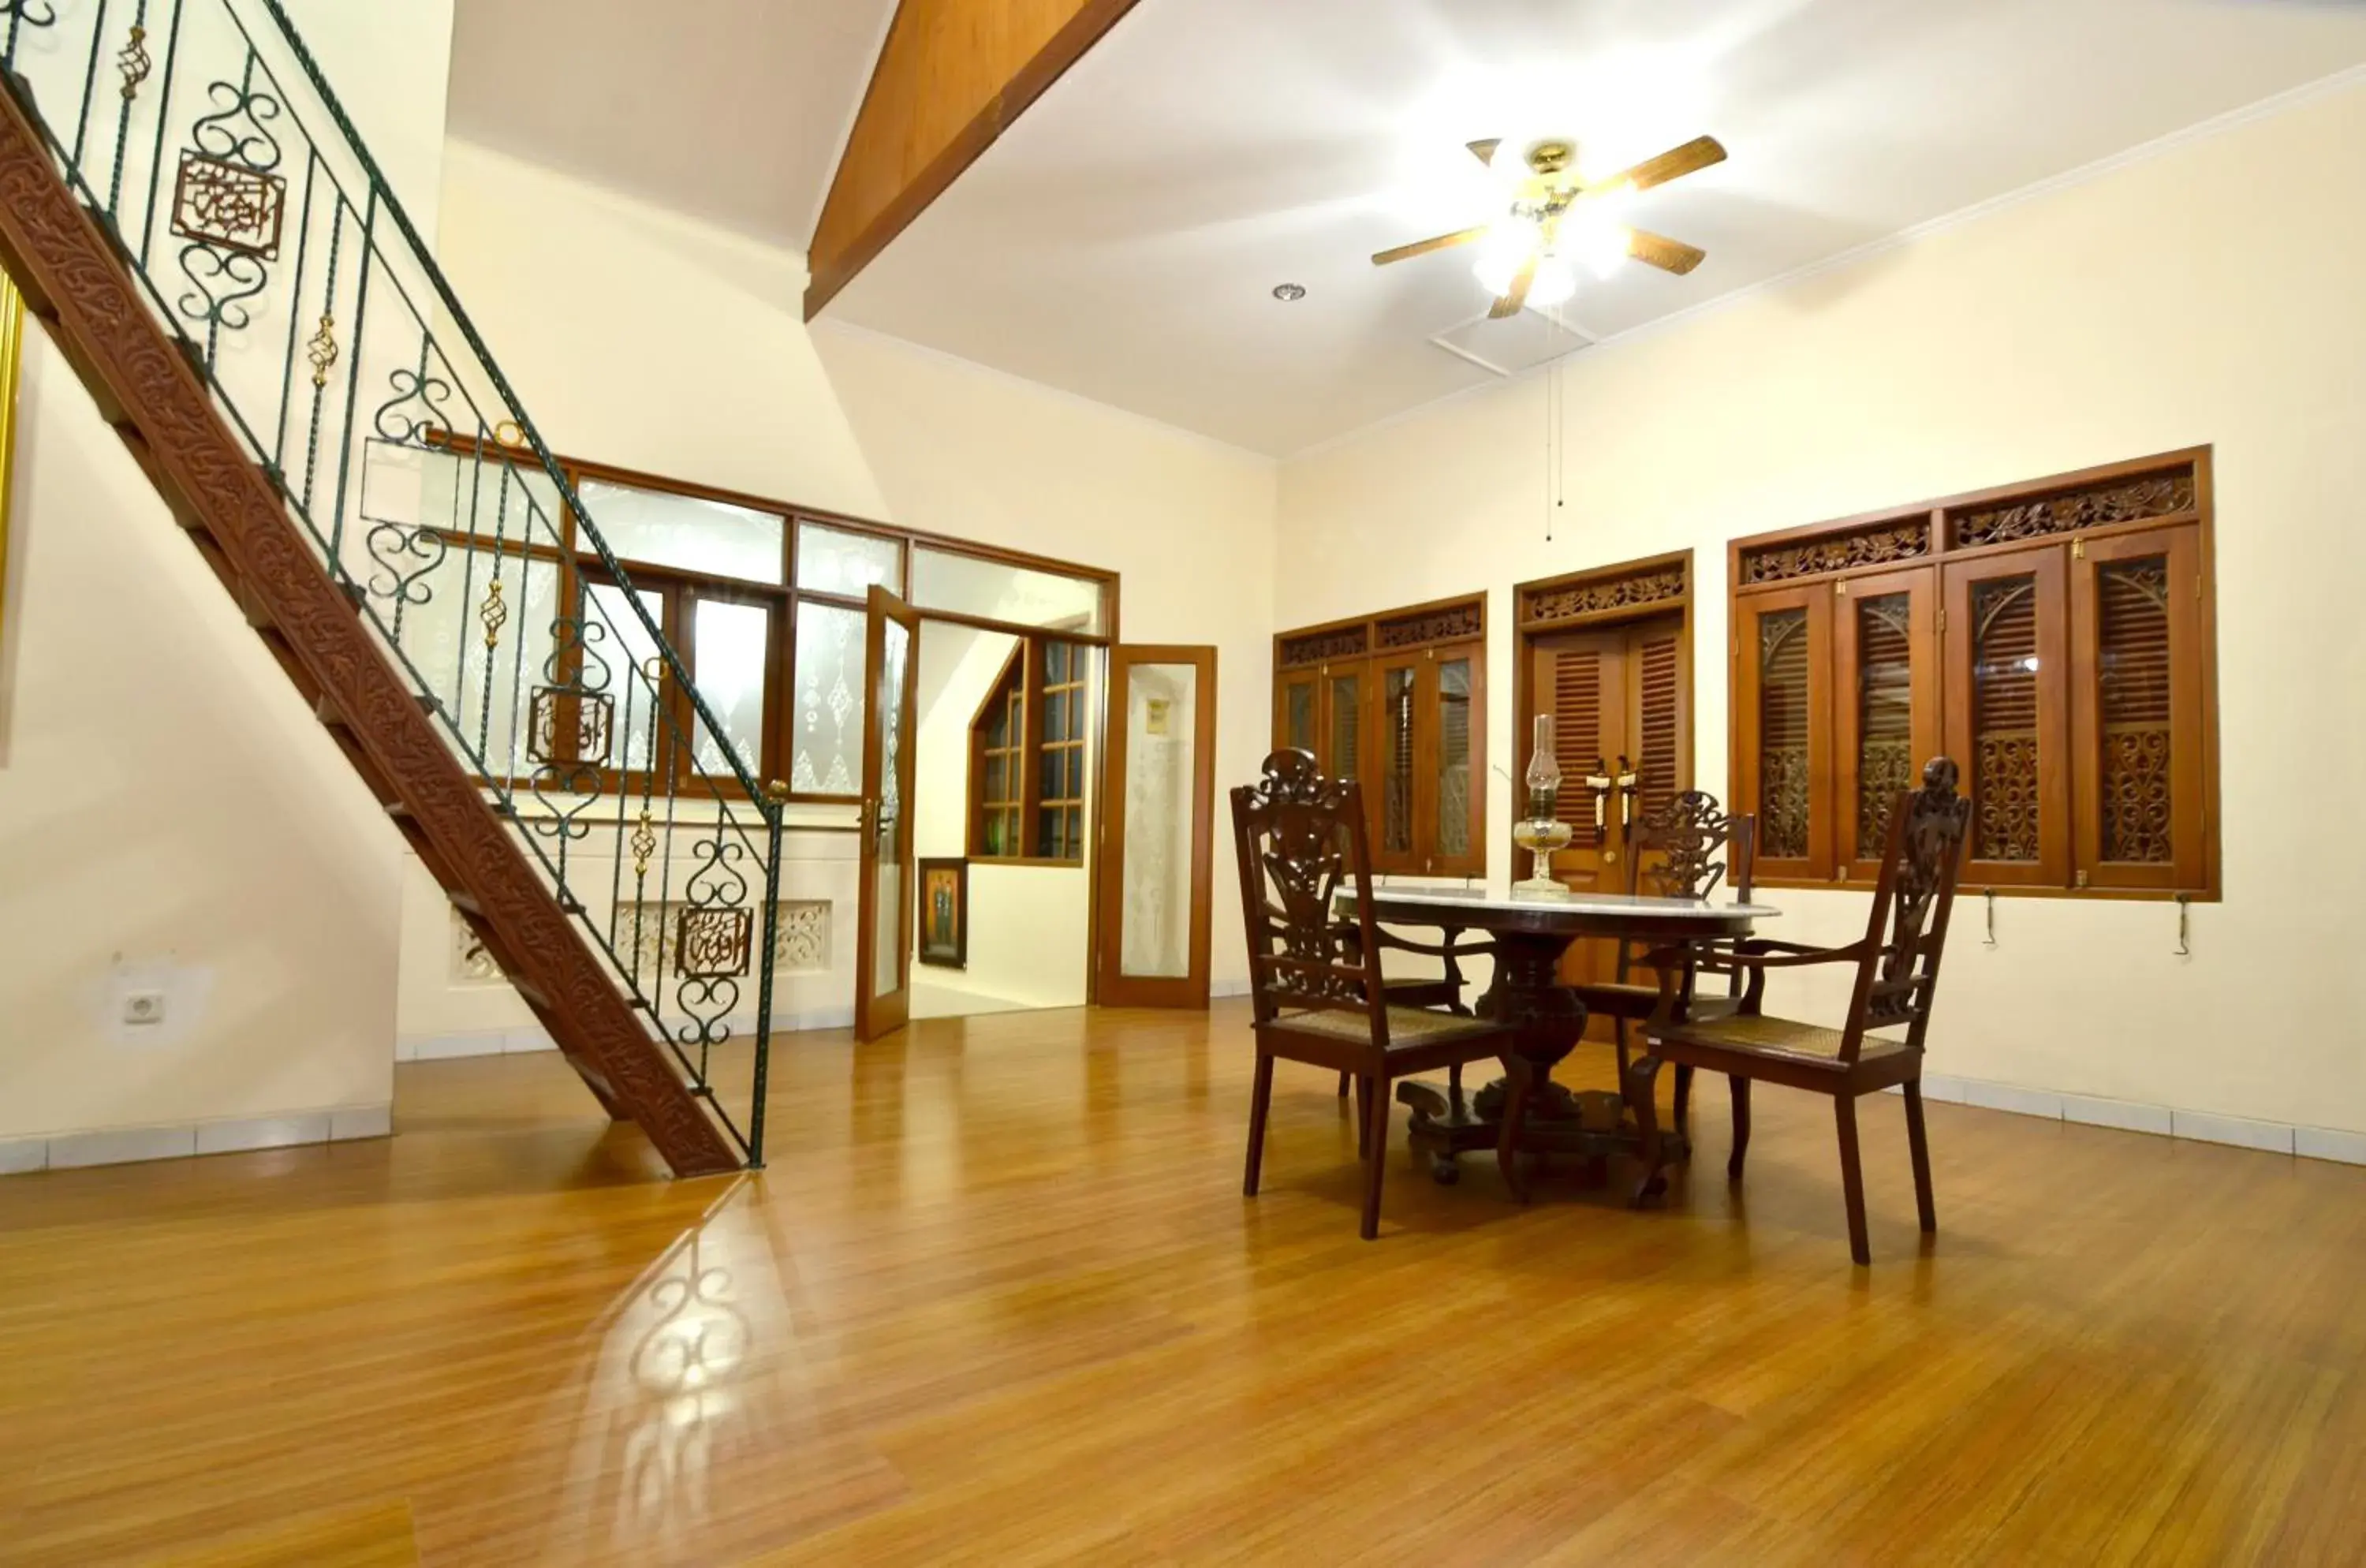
[1750,875,2219,904]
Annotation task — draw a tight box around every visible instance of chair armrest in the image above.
[1641,937,1874,1021]
[1373,926,1496,960]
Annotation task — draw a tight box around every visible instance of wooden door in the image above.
[1942,545,2071,888]
[1834,567,1942,879]
[854,586,921,1040]
[1733,584,1835,883]
[1095,646,1218,1006]
[2069,525,2207,892]
[1531,618,1684,1006]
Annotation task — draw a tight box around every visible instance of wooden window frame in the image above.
[1272,592,1487,878]
[967,634,1092,867]
[419,435,1120,805]
[1727,446,2220,900]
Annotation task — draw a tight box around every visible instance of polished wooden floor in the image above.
[2,1002,2363,1566]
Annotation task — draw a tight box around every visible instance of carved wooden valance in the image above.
[1740,517,1931,586]
[1375,598,1483,650]
[1519,558,1688,626]
[1276,623,1368,670]
[1947,464,2196,550]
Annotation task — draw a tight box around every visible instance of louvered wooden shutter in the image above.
[1636,634,1679,822]
[1551,648,1601,829]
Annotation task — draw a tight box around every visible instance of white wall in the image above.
[415,139,1278,1043]
[1278,81,2366,1137]
[0,0,454,1161]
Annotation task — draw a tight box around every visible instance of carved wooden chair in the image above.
[1569,790,1755,1134]
[1334,923,1495,1103]
[1233,751,1528,1239]
[1634,759,1972,1265]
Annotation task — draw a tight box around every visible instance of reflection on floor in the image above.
[908,975,1034,1019]
[3,1001,2363,1563]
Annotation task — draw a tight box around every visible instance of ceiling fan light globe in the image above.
[1526,258,1577,308]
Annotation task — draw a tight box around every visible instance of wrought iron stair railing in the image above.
[0,0,778,1170]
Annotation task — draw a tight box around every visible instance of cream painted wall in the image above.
[419,140,1277,1042]
[0,1,454,1150]
[1278,81,2366,1136]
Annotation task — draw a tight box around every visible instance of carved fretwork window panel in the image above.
[1740,518,1930,586]
[1521,561,1687,625]
[1731,449,2215,898]
[1948,465,2197,551]
[1272,592,1487,878]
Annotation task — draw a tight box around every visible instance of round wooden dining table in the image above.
[1356,886,1782,1189]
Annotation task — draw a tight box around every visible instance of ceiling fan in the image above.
[1372,133,1727,319]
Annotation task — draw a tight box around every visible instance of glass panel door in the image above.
[855,586,921,1040]
[1733,584,1834,881]
[1096,646,1217,1007]
[1371,655,1420,873]
[1942,546,2070,887]
[2071,525,2205,890]
[1275,670,1318,754]
[1429,645,1484,876]
[1833,567,1941,879]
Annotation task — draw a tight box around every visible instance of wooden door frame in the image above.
[1511,551,1696,868]
[854,586,923,1041]
[1095,644,1218,1007]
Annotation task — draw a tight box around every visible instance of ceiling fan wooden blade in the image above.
[1598,134,1727,195]
[1371,226,1489,266]
[1628,228,1707,275]
[1488,254,1539,319]
[1467,137,1502,167]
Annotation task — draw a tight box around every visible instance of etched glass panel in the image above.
[584,583,666,775]
[1434,658,1473,860]
[2098,555,2173,863]
[1855,594,1915,855]
[795,522,902,597]
[404,549,560,780]
[1382,666,1416,854]
[1285,680,1315,753]
[1757,608,1812,859]
[911,547,1105,633]
[577,477,783,583]
[1971,575,2042,861]
[870,615,911,1001]
[690,599,770,779]
[791,603,864,795]
[1119,663,1198,979]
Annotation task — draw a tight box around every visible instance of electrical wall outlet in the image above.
[121,991,167,1028]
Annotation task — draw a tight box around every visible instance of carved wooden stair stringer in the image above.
[0,80,741,1178]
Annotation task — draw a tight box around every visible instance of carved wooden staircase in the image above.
[0,2,778,1176]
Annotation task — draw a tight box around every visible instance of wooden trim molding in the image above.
[1517,550,1689,630]
[804,0,1148,319]
[0,81,741,1176]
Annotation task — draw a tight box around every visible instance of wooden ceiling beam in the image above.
[803,0,1145,321]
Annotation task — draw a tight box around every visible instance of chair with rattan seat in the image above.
[1633,758,1972,1265]
[1565,790,1754,1137]
[1233,750,1528,1239]
[1335,924,1495,1103]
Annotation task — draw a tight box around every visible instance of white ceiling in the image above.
[827,0,2366,456]
[446,0,896,247]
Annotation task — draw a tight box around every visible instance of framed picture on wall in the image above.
[917,857,967,969]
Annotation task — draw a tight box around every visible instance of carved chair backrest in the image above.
[1842,756,1972,1058]
[1230,749,1388,1043]
[1618,792,1756,995]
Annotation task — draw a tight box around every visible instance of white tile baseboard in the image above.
[1886,1078,2359,1166]
[0,1101,393,1177]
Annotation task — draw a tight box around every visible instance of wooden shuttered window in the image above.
[1272,595,1487,878]
[1730,450,2217,898]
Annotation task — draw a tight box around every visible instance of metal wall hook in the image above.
[2174,893,2192,957]
[1983,888,1998,948]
